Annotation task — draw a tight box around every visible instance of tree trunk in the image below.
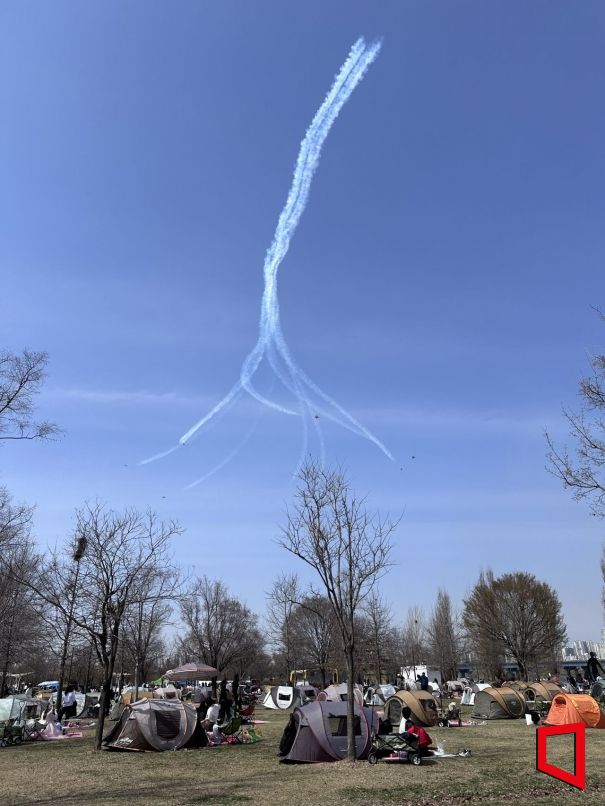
[95,672,112,751]
[94,636,120,751]
[57,558,81,712]
[133,653,140,704]
[83,640,93,694]
[345,647,356,762]
[56,630,70,715]
[0,588,18,697]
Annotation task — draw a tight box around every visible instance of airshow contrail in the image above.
[142,37,393,473]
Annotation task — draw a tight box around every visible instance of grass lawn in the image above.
[3,707,604,806]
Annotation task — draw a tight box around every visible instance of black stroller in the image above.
[367,730,423,766]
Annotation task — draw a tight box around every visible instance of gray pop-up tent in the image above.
[103,699,204,751]
[279,700,378,762]
[471,687,526,720]
[316,683,364,705]
[262,686,314,710]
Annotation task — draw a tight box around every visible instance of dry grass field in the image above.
[3,707,605,806]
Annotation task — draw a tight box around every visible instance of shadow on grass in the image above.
[9,780,251,806]
[186,795,251,804]
[339,781,580,805]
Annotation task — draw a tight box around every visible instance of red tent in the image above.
[544,694,605,728]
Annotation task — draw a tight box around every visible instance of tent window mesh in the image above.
[328,715,361,737]
[389,701,402,723]
[155,710,181,739]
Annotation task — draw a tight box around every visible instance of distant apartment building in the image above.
[561,639,604,662]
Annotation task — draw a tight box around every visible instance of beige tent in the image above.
[103,699,203,751]
[507,681,530,692]
[460,683,491,706]
[525,681,562,704]
[471,687,526,719]
[383,690,438,728]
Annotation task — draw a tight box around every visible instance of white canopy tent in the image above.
[164,662,218,682]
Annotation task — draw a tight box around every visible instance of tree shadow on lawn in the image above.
[8,779,251,806]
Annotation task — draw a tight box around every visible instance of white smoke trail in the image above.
[142,37,393,474]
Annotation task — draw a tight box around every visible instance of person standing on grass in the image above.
[587,652,605,683]
[60,686,77,723]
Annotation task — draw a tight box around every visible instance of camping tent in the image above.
[154,685,182,700]
[121,689,160,705]
[507,681,530,692]
[77,693,100,717]
[103,699,204,751]
[364,684,396,706]
[544,694,605,728]
[316,683,364,706]
[460,683,491,706]
[0,696,44,724]
[383,690,438,728]
[49,691,100,717]
[263,686,311,710]
[471,687,526,719]
[279,700,378,762]
[295,685,318,702]
[445,680,465,693]
[524,682,562,704]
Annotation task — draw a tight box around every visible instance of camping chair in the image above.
[240,705,255,722]
[218,716,242,736]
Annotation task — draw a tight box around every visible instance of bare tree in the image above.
[0,349,60,441]
[426,589,463,683]
[399,606,426,679]
[179,577,264,678]
[0,487,34,554]
[17,503,182,749]
[546,318,605,517]
[469,632,506,683]
[0,489,42,695]
[266,573,300,681]
[602,547,605,612]
[0,349,60,690]
[122,565,180,701]
[361,591,395,684]
[289,595,337,688]
[463,570,566,680]
[278,461,396,761]
[0,538,45,696]
[49,534,88,714]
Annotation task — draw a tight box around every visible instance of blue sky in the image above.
[1,1,604,642]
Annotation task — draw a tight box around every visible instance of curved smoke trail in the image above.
[142,37,393,473]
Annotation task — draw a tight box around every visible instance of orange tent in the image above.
[544,694,605,728]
